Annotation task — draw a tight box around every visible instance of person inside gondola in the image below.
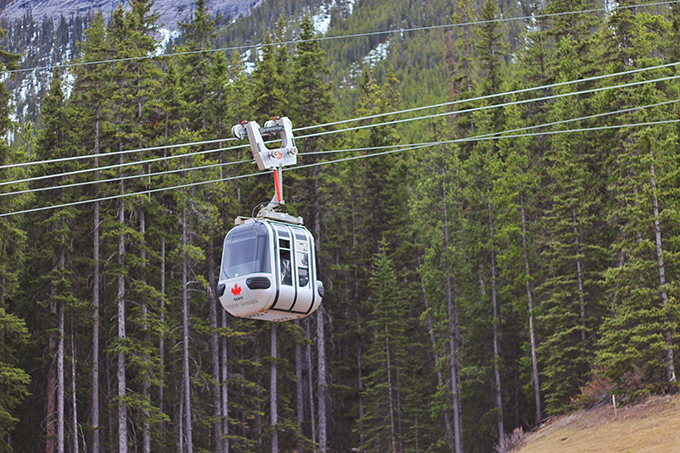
[280,250,292,286]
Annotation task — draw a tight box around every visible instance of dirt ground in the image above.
[516,395,680,453]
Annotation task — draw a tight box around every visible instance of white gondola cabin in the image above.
[217,116,323,322]
[216,213,323,322]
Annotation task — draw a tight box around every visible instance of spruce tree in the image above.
[594,0,679,394]
[70,12,114,450]
[251,30,286,119]
[0,24,29,453]
[22,70,82,453]
[536,35,609,414]
[361,239,410,453]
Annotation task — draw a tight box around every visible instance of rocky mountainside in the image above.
[0,0,263,28]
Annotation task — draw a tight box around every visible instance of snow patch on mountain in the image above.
[313,2,333,35]
[365,41,389,64]
[312,0,355,35]
[241,47,264,75]
[156,28,181,56]
[341,39,390,90]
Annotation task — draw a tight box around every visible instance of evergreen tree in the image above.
[70,11,114,450]
[0,24,29,453]
[361,239,410,453]
[411,140,468,453]
[536,35,609,414]
[251,30,286,119]
[594,0,679,394]
[21,70,82,453]
[103,2,164,450]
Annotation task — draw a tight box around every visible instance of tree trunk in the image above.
[418,261,453,449]
[295,320,304,453]
[106,349,114,448]
[486,177,504,439]
[520,190,541,423]
[356,337,364,453]
[649,150,676,384]
[92,115,100,453]
[182,206,193,453]
[351,194,364,453]
[47,281,57,453]
[117,157,127,452]
[57,248,65,453]
[572,206,587,344]
[141,206,151,453]
[221,309,229,453]
[255,344,262,448]
[443,175,462,453]
[317,307,327,453]
[208,219,223,453]
[306,319,317,452]
[160,224,166,447]
[385,322,397,453]
[71,319,79,453]
[271,325,278,453]
[179,382,184,453]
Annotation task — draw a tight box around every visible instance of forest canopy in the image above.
[1,0,680,452]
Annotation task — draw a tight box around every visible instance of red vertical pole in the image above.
[273,167,283,204]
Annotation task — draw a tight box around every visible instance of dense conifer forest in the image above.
[1,0,680,452]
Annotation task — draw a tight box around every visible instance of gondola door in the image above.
[290,227,317,314]
[272,224,296,311]
[245,222,319,322]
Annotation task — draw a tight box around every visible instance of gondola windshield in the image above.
[221,222,270,279]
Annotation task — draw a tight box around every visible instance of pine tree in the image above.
[22,69,82,453]
[103,2,163,450]
[289,16,337,453]
[536,35,609,414]
[594,0,679,394]
[0,25,29,453]
[178,0,219,134]
[361,239,410,453]
[0,308,31,451]
[411,141,467,453]
[495,97,543,424]
[251,30,286,119]
[70,12,114,450]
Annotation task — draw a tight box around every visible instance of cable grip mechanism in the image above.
[231,117,298,171]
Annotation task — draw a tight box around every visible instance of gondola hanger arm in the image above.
[232,116,301,221]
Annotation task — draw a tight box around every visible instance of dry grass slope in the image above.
[516,395,680,453]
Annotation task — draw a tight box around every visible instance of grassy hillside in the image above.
[515,396,680,453]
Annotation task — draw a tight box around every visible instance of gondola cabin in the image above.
[217,213,323,322]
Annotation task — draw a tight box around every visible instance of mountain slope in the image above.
[0,0,263,28]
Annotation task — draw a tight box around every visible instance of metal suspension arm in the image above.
[232,117,298,171]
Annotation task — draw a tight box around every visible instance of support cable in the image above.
[3,117,679,217]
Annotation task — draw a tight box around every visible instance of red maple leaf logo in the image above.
[231,283,242,296]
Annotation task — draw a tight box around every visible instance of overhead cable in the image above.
[2,63,677,174]
[297,73,680,139]
[2,78,678,189]
[0,144,245,188]
[0,136,240,170]
[296,60,680,132]
[0,159,251,198]
[3,116,679,217]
